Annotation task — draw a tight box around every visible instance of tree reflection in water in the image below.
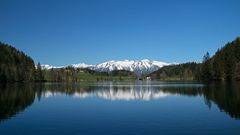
[0,81,239,122]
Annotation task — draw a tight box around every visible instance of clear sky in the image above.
[0,0,240,65]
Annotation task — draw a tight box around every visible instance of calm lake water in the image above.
[0,81,240,135]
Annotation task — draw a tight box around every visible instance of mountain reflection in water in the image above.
[0,81,240,122]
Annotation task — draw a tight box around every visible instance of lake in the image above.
[0,81,240,135]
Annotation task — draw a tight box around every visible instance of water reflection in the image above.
[42,82,177,100]
[0,81,240,122]
[0,84,36,122]
[41,81,204,100]
[204,82,240,119]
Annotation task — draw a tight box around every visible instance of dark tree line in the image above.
[35,62,44,82]
[150,37,240,81]
[43,67,136,82]
[0,42,36,82]
[0,42,45,82]
[200,37,240,80]
[149,62,200,80]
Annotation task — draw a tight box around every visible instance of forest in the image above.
[42,67,136,82]
[149,37,240,81]
[0,37,240,82]
[0,42,35,82]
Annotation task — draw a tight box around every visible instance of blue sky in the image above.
[0,0,240,65]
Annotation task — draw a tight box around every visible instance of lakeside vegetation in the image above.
[0,37,240,82]
[42,68,136,82]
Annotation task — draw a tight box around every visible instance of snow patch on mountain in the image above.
[93,59,173,76]
[41,59,177,76]
[71,63,93,69]
[41,64,64,70]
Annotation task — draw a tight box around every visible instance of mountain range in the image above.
[41,59,176,76]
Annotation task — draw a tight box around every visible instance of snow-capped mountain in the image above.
[93,59,172,76]
[41,59,176,76]
[41,64,64,70]
[41,63,93,70]
[71,63,93,69]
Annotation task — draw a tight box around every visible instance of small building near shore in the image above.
[146,77,151,80]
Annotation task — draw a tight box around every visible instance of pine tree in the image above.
[212,52,224,80]
[201,52,213,80]
[35,62,44,82]
[0,42,35,82]
[235,62,240,80]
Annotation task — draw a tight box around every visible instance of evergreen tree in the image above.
[212,50,224,80]
[201,52,213,80]
[0,42,35,82]
[235,62,240,80]
[35,62,44,82]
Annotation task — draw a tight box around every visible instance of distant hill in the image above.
[148,62,200,80]
[0,42,35,82]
